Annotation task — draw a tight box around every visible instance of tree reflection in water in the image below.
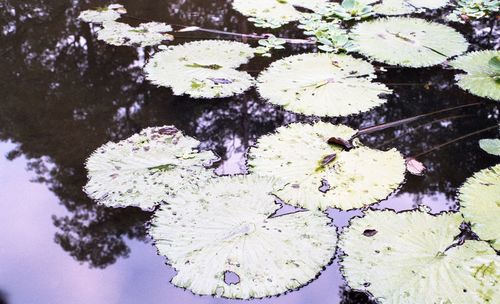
[0,0,498,301]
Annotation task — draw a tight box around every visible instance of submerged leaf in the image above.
[405,157,426,176]
[479,138,500,156]
[232,0,329,28]
[361,0,450,15]
[84,126,216,210]
[450,50,500,101]
[351,17,468,67]
[144,40,255,98]
[459,164,500,251]
[248,122,406,210]
[339,210,500,304]
[150,175,336,299]
[96,21,173,47]
[257,53,392,117]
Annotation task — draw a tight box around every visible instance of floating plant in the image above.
[362,0,450,16]
[150,175,336,299]
[248,122,406,210]
[144,40,255,98]
[339,209,500,303]
[232,0,329,28]
[96,21,173,47]
[447,0,500,23]
[84,126,216,210]
[479,138,500,156]
[78,4,126,24]
[450,50,500,101]
[458,164,500,251]
[351,17,468,67]
[257,53,392,117]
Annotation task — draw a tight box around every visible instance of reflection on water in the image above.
[0,0,498,303]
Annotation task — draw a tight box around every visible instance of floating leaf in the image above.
[96,21,173,47]
[257,53,392,117]
[248,122,406,210]
[479,138,500,156]
[78,4,126,24]
[361,0,450,15]
[351,17,468,67]
[84,126,216,210]
[459,164,500,251]
[339,209,500,304]
[232,0,329,28]
[144,40,255,98]
[150,175,336,299]
[450,50,500,101]
[405,157,426,176]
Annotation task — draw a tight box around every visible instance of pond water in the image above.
[0,1,498,303]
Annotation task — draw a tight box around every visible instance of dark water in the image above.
[0,1,498,303]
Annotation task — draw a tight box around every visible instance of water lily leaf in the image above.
[232,0,329,28]
[450,50,500,101]
[257,53,392,117]
[248,122,406,210]
[479,138,500,156]
[339,209,500,304]
[96,21,173,47]
[150,175,336,299]
[78,4,126,24]
[361,0,450,15]
[144,40,255,98]
[459,164,500,251]
[84,126,216,210]
[405,157,426,176]
[351,17,468,67]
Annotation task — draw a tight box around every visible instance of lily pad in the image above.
[257,53,392,117]
[78,4,126,24]
[339,209,500,304]
[84,126,216,210]
[479,138,500,156]
[247,122,406,210]
[150,175,336,299]
[144,40,255,98]
[96,21,173,47]
[450,50,500,101]
[362,0,450,15]
[351,17,468,67]
[232,0,329,28]
[458,164,500,251]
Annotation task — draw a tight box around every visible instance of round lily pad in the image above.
[232,0,329,28]
[150,175,336,299]
[479,139,500,156]
[247,122,406,210]
[459,164,500,251]
[362,0,450,16]
[339,209,500,303]
[84,126,216,210]
[78,4,125,24]
[257,53,392,117]
[144,40,255,98]
[450,50,500,101]
[97,21,173,47]
[351,17,468,67]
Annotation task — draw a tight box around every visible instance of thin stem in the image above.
[356,102,484,137]
[122,14,314,44]
[411,125,498,159]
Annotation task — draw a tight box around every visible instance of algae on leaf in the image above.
[248,122,406,210]
[458,164,500,251]
[339,210,500,304]
[257,53,392,117]
[84,126,217,210]
[351,17,468,67]
[450,50,500,101]
[150,175,336,299]
[144,40,255,98]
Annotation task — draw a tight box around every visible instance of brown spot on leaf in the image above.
[327,137,354,150]
[363,229,378,237]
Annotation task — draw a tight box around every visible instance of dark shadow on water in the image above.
[0,290,8,304]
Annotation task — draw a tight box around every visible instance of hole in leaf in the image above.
[224,271,241,285]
